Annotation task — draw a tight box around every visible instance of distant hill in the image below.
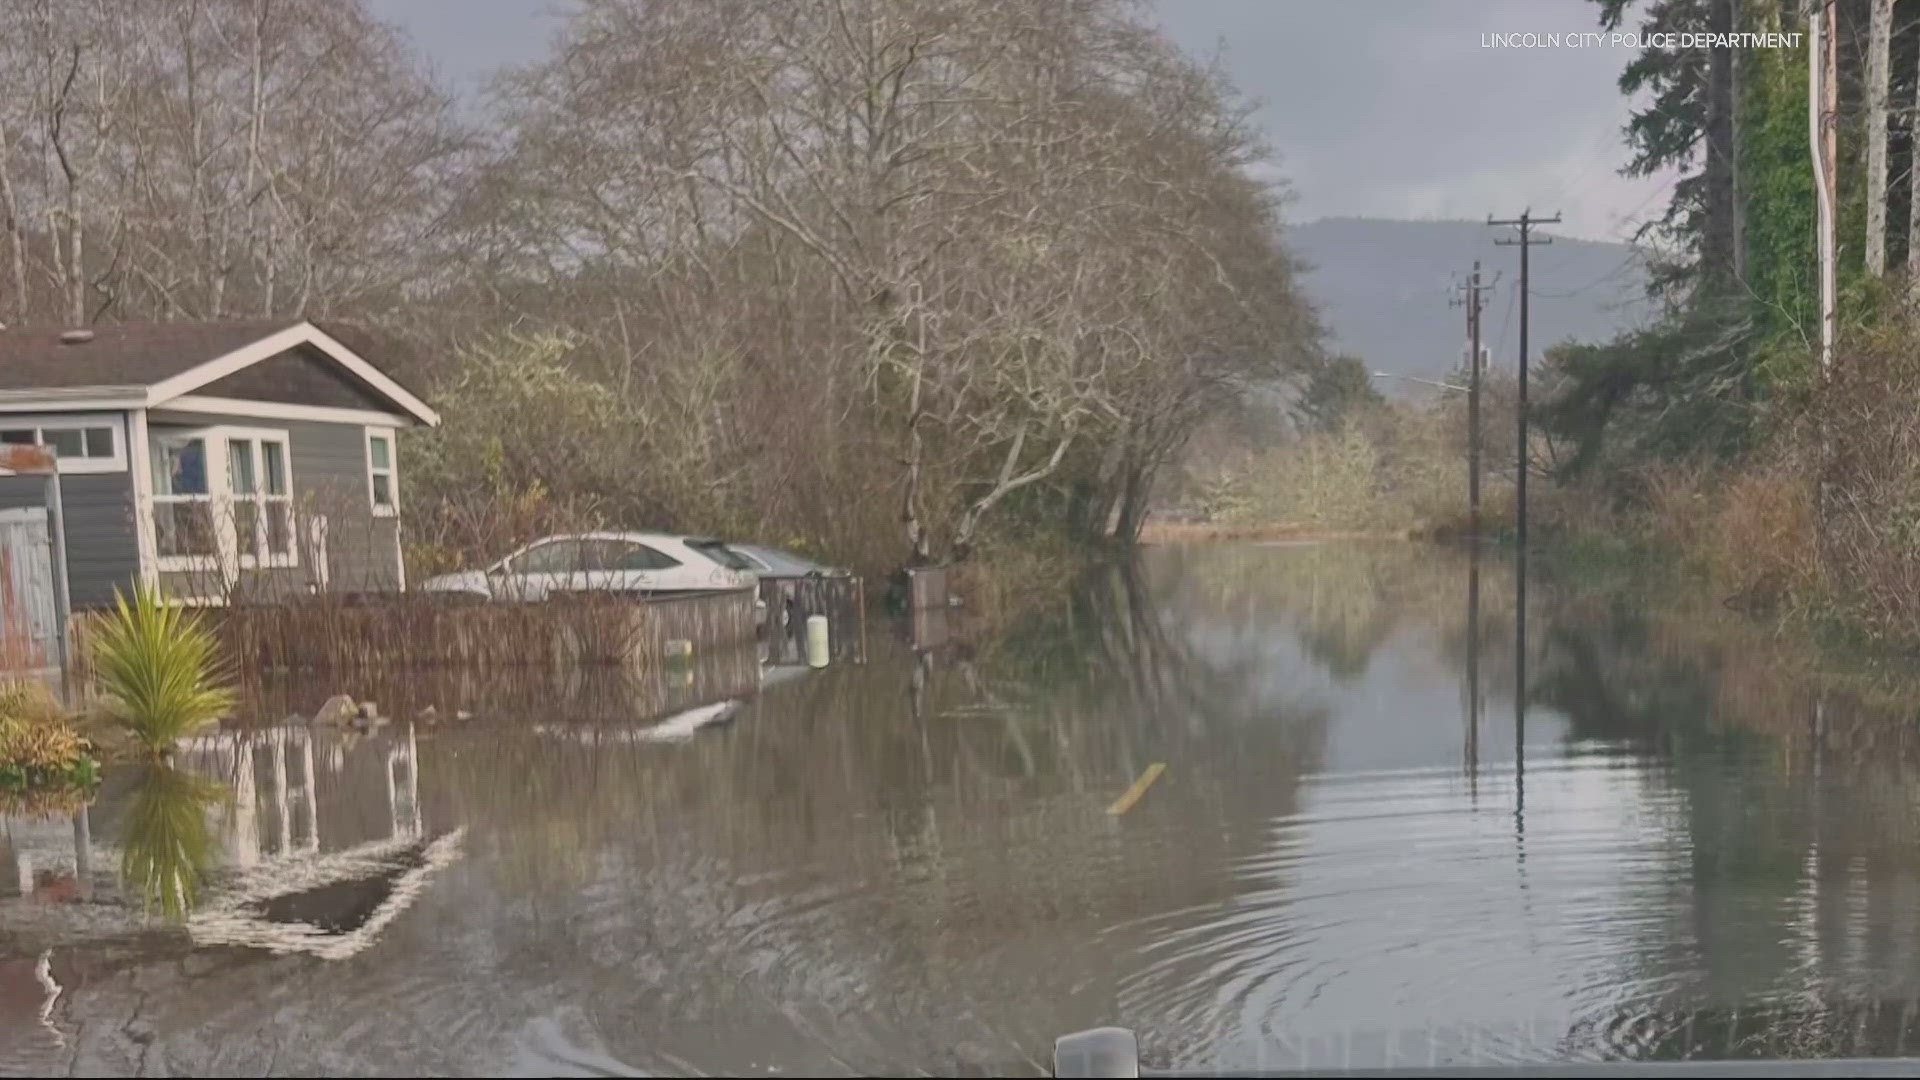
[1287,218,1655,389]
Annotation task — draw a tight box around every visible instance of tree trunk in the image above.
[1910,1,1920,279]
[1867,0,1891,275]
[951,425,1073,561]
[1113,460,1152,547]
[1701,0,1737,288]
[1729,29,1746,284]
[0,119,27,326]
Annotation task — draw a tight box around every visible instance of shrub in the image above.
[0,679,96,796]
[91,585,235,755]
[1808,313,1920,642]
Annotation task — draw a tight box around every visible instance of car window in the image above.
[597,540,681,571]
[687,539,754,571]
[511,539,581,574]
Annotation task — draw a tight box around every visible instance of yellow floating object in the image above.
[1106,762,1166,816]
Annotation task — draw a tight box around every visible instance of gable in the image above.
[197,344,399,413]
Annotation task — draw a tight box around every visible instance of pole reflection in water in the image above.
[1465,535,1481,796]
[1513,537,1528,882]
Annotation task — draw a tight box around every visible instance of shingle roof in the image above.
[0,319,302,390]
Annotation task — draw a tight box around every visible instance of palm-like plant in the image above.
[91,585,235,755]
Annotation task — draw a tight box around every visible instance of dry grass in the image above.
[1184,402,1514,538]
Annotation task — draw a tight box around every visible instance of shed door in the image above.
[0,507,56,672]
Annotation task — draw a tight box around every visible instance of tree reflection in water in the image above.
[118,762,226,920]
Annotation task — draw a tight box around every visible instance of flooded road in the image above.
[9,542,1920,1074]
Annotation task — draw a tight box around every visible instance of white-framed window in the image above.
[366,427,397,516]
[0,415,126,473]
[225,431,295,568]
[151,425,297,573]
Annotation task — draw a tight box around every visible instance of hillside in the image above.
[1288,217,1655,388]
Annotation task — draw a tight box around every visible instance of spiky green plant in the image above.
[120,762,224,919]
[91,585,235,755]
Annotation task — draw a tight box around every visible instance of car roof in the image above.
[526,532,701,545]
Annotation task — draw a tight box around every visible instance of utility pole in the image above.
[1489,209,1558,767]
[1451,262,1491,532]
[1488,211,1559,557]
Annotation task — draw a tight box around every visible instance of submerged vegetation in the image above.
[90,586,235,756]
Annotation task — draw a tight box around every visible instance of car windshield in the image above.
[686,538,754,571]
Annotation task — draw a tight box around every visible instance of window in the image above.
[0,417,124,473]
[227,435,294,566]
[509,540,582,574]
[589,540,681,572]
[153,434,216,560]
[366,429,397,515]
[149,426,296,572]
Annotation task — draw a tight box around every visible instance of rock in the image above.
[455,709,473,722]
[125,1019,155,1045]
[313,694,357,726]
[418,704,438,719]
[283,712,310,726]
[356,700,379,719]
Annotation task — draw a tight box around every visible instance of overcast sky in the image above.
[366,0,1675,243]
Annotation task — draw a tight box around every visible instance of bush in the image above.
[91,585,235,755]
[1201,399,1508,534]
[0,680,96,796]
[1809,313,1920,642]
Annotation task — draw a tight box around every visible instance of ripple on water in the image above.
[1108,749,1723,1070]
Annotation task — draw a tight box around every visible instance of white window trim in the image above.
[366,426,398,517]
[0,413,127,474]
[151,424,299,574]
[225,427,298,571]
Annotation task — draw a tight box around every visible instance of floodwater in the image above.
[8,542,1920,1074]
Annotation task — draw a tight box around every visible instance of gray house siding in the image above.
[0,409,141,609]
[149,411,403,600]
[0,472,140,610]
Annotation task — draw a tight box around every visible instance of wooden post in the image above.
[44,465,71,701]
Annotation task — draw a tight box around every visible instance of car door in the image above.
[495,538,581,600]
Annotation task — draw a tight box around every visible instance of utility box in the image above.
[906,565,949,610]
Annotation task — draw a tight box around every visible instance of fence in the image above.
[0,507,56,673]
[71,588,762,678]
[759,575,866,665]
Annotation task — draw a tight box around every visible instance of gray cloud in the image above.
[371,0,1682,242]
[1153,0,1683,241]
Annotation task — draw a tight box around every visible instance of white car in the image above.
[418,532,755,601]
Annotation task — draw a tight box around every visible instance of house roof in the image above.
[0,319,439,426]
[0,319,299,389]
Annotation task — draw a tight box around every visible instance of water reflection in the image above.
[10,543,1920,1073]
[118,763,224,919]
